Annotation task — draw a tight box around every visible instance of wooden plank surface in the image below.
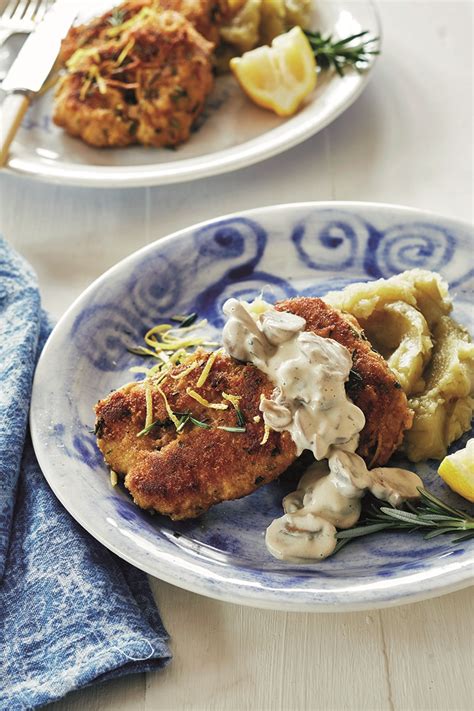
[1,2,472,710]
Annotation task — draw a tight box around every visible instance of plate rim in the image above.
[30,200,474,612]
[5,0,381,188]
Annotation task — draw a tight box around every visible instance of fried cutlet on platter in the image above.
[54,1,216,148]
[95,297,413,519]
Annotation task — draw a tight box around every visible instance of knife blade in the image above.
[0,0,79,165]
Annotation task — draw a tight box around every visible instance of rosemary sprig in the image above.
[336,488,474,551]
[303,29,380,77]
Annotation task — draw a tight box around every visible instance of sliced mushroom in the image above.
[222,298,275,363]
[368,467,423,507]
[260,395,293,429]
[282,460,328,513]
[302,474,362,529]
[259,309,306,345]
[327,449,371,498]
[265,511,337,561]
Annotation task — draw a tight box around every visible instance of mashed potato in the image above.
[407,317,474,461]
[324,269,474,462]
[218,0,310,65]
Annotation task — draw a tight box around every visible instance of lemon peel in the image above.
[230,26,316,117]
[196,349,220,387]
[186,388,229,410]
[438,439,474,503]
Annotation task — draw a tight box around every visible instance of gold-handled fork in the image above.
[0,0,76,165]
[0,0,53,46]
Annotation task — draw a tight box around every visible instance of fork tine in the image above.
[33,0,51,22]
[0,0,54,40]
[23,0,41,20]
[11,0,32,20]
[1,0,21,20]
[22,0,38,20]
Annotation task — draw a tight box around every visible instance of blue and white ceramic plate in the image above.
[30,203,473,611]
[2,1,380,187]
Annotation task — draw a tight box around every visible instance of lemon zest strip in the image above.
[222,392,242,409]
[260,422,271,446]
[144,379,154,428]
[117,38,135,66]
[157,385,181,429]
[169,361,199,380]
[186,388,228,410]
[79,78,92,101]
[130,366,152,375]
[196,349,220,387]
[95,72,107,94]
[67,47,100,71]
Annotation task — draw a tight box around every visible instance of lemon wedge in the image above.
[438,438,474,502]
[230,26,317,117]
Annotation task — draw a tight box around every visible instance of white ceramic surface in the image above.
[30,202,474,612]
[1,0,380,187]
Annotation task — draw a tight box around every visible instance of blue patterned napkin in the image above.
[0,238,171,709]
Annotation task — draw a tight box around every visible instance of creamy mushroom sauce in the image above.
[266,450,423,562]
[221,298,424,563]
[222,298,366,460]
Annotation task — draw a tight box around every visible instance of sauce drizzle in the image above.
[222,298,366,460]
[222,298,424,563]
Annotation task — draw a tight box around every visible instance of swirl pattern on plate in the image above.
[291,210,369,271]
[365,222,456,278]
[31,205,474,610]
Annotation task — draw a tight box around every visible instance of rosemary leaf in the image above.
[333,538,351,554]
[418,488,465,517]
[423,527,461,540]
[189,415,211,429]
[137,420,161,437]
[236,409,246,427]
[452,530,474,543]
[416,514,465,523]
[176,414,190,433]
[217,426,246,433]
[379,508,433,526]
[178,312,198,328]
[336,522,396,539]
[108,8,125,26]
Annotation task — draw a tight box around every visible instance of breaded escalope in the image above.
[276,297,413,466]
[59,0,228,61]
[95,351,296,519]
[54,5,214,148]
[95,297,414,520]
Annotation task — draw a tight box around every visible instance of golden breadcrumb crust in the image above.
[95,298,413,519]
[95,351,296,519]
[276,297,413,465]
[54,4,214,148]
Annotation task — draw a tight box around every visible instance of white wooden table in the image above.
[1,1,473,709]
